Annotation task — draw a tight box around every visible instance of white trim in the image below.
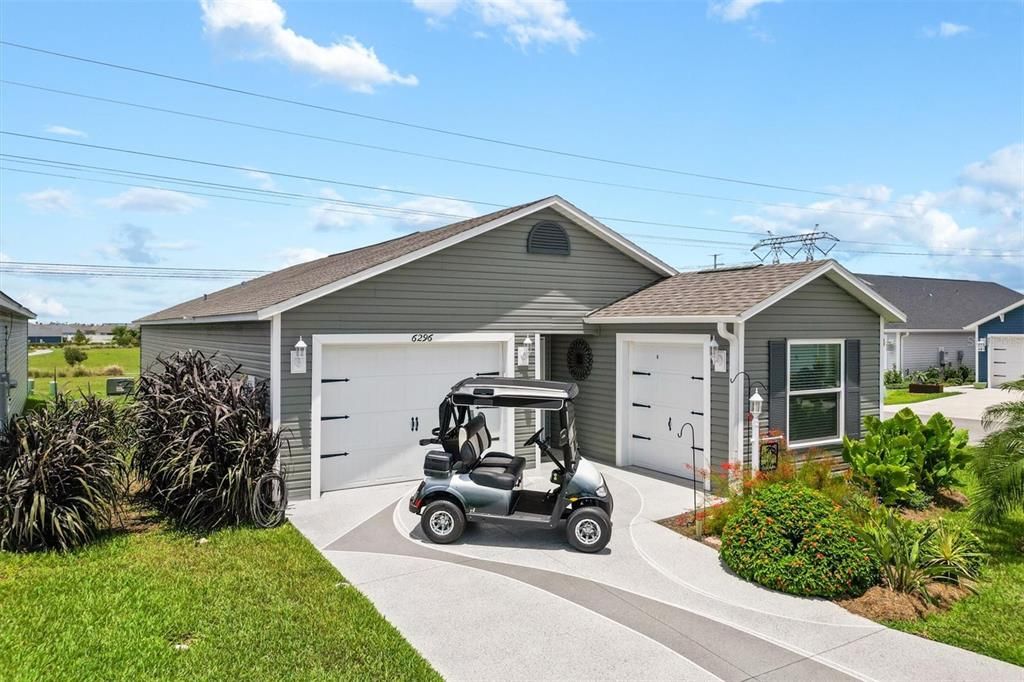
[974,327,980,383]
[735,321,745,472]
[879,317,885,411]
[742,261,906,323]
[963,297,1024,330]
[137,312,260,326]
[615,333,712,491]
[986,334,1024,388]
[586,315,741,325]
[533,332,543,469]
[785,339,845,448]
[270,314,282,470]
[309,332,516,499]
[258,196,676,320]
[889,328,974,334]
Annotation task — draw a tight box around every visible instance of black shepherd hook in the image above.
[676,421,700,535]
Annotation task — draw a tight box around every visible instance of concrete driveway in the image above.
[883,387,1020,442]
[289,465,1021,681]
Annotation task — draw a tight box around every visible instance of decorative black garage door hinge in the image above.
[631,402,651,408]
[632,370,651,376]
[321,452,349,459]
[691,410,704,416]
[631,434,651,440]
[475,371,501,376]
[322,378,350,383]
[321,415,350,421]
[691,375,704,381]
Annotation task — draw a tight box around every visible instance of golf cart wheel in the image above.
[566,506,611,553]
[421,500,465,545]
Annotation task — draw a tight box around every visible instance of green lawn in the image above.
[885,477,1024,666]
[884,388,961,405]
[28,346,140,400]
[0,523,439,681]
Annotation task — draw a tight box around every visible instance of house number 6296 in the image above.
[411,333,434,342]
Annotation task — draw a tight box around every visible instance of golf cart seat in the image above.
[458,414,525,490]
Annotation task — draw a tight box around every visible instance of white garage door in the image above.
[989,335,1024,388]
[622,337,709,483]
[315,336,511,493]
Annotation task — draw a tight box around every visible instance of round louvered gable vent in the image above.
[527,221,570,256]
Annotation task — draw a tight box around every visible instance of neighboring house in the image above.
[28,323,124,344]
[966,298,1024,388]
[858,274,1023,375]
[1,291,36,420]
[139,196,904,500]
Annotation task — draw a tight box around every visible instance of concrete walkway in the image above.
[289,465,1023,681]
[27,348,52,357]
[883,387,1019,442]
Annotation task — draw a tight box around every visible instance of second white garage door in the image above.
[313,334,513,494]
[618,335,710,485]
[989,335,1024,388]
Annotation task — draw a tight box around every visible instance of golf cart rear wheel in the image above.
[566,507,610,553]
[421,500,465,545]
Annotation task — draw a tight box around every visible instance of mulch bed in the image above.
[657,510,722,550]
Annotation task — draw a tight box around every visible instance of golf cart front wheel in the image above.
[421,500,465,545]
[566,507,610,553]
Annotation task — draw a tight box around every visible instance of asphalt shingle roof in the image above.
[857,274,1023,330]
[0,290,35,319]
[138,199,548,322]
[587,260,828,318]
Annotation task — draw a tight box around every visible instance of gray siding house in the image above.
[1,291,36,420]
[859,274,1022,376]
[139,196,903,499]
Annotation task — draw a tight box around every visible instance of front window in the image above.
[788,341,843,445]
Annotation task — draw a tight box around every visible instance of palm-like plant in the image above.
[971,379,1024,524]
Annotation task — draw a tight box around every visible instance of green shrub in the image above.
[884,368,904,387]
[0,395,125,552]
[100,364,125,376]
[858,507,985,600]
[971,379,1024,523]
[63,346,87,367]
[843,408,969,506]
[720,484,877,598]
[910,367,943,385]
[131,351,282,530]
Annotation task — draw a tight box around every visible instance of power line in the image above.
[0,40,926,209]
[0,79,917,222]
[1,261,267,279]
[2,157,1019,260]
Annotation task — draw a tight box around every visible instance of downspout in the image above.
[716,321,741,480]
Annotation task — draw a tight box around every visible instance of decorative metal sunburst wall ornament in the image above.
[566,338,593,381]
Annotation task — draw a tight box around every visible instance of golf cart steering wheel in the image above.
[524,428,565,472]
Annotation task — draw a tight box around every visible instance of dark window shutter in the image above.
[768,339,787,433]
[844,339,861,439]
[527,222,570,255]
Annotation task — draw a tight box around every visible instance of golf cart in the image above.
[408,377,613,553]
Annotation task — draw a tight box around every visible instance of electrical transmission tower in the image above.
[751,228,839,264]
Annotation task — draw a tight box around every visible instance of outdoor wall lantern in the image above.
[291,337,307,374]
[517,335,533,367]
[749,388,763,472]
[749,388,763,417]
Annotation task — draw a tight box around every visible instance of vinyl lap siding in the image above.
[140,322,271,378]
[978,305,1024,384]
[3,316,29,416]
[900,332,975,373]
[548,324,730,475]
[278,210,663,498]
[745,277,881,467]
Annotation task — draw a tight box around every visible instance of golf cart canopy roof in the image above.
[449,377,579,409]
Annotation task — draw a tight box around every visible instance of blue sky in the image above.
[1,0,1021,322]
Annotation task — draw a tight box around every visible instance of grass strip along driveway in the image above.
[0,522,439,680]
[884,388,962,405]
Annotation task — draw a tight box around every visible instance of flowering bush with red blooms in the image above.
[720,484,878,599]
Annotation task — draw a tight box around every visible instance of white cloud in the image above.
[20,188,76,213]
[959,143,1024,197]
[19,292,69,318]
[243,170,275,190]
[709,0,781,23]
[411,0,590,52]
[44,125,87,138]
[728,144,1024,285]
[392,196,476,228]
[924,22,970,38]
[279,247,328,267]
[310,189,378,231]
[98,224,195,264]
[98,187,205,214]
[200,0,418,93]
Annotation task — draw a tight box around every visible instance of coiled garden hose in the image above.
[251,471,288,528]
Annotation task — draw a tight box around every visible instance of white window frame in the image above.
[786,339,845,448]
